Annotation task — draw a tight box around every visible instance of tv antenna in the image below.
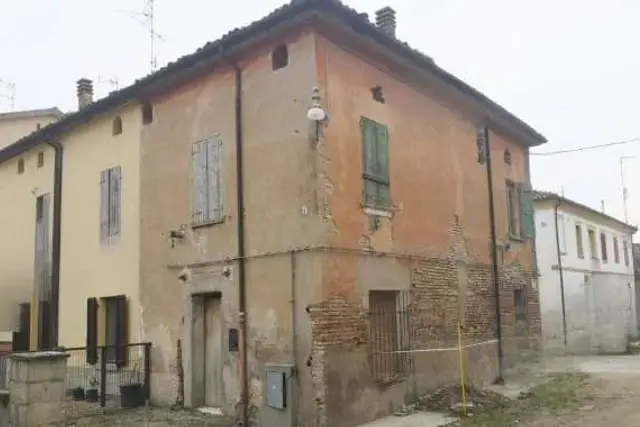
[120,0,165,72]
[0,79,16,110]
[97,74,120,92]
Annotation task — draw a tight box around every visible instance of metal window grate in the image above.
[0,356,8,390]
[368,290,412,382]
[514,289,526,322]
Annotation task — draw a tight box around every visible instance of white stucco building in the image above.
[534,191,637,354]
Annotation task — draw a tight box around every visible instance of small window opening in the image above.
[17,158,24,174]
[514,289,526,322]
[37,152,44,168]
[588,228,597,259]
[600,232,608,263]
[112,116,123,135]
[575,224,584,259]
[504,149,512,165]
[142,103,154,125]
[371,86,386,104]
[272,44,289,71]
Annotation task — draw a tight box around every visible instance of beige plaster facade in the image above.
[0,145,54,335]
[0,103,142,351]
[0,108,61,340]
[57,104,143,348]
[138,29,325,415]
[138,16,542,427]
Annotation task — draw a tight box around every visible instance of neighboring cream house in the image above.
[0,81,143,354]
[534,191,637,354]
[1,2,547,426]
[0,107,62,350]
[0,108,62,150]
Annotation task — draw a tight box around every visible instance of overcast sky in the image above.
[2,0,640,227]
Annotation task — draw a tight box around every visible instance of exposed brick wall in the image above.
[307,250,541,427]
[412,258,541,363]
[307,295,367,349]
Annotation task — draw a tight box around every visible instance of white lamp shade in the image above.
[307,105,326,121]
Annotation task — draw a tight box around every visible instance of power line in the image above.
[531,137,640,156]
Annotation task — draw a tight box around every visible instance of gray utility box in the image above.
[261,362,296,427]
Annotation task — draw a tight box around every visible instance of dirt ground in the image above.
[66,355,640,426]
[453,355,640,427]
[66,407,234,426]
[525,355,640,426]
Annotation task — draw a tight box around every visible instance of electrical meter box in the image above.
[261,363,295,427]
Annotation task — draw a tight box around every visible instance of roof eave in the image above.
[535,195,637,233]
[0,0,546,161]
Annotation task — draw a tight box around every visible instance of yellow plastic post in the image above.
[457,322,467,416]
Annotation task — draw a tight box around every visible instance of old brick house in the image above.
[138,1,545,426]
[0,1,545,426]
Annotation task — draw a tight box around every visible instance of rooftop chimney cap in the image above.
[375,6,396,37]
[76,78,94,109]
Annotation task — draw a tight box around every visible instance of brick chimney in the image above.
[375,7,396,37]
[76,78,94,109]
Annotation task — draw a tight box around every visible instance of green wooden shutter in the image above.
[361,118,377,207]
[519,182,535,239]
[375,124,389,182]
[375,123,390,208]
[361,118,377,176]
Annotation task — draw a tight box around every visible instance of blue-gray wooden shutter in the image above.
[110,166,122,236]
[192,141,207,224]
[100,170,110,241]
[519,182,535,239]
[34,194,51,301]
[42,194,51,298]
[206,138,223,221]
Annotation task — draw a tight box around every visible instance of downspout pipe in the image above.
[553,201,568,347]
[224,50,249,427]
[46,137,63,349]
[483,125,505,383]
[290,251,299,422]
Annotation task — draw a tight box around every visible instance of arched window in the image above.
[142,103,154,125]
[112,116,123,135]
[17,158,24,174]
[272,44,289,71]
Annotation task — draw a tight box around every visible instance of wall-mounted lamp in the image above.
[307,86,328,143]
[307,86,326,121]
